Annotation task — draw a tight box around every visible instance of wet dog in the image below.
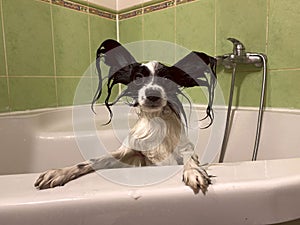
[34,40,217,194]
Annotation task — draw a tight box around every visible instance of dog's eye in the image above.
[133,73,145,85]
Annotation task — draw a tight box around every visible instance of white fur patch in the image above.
[142,61,159,76]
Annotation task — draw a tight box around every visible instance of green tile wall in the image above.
[176,0,215,55]
[119,16,143,43]
[144,7,175,42]
[0,77,9,112]
[1,0,300,112]
[0,0,116,112]
[52,4,90,77]
[119,0,300,109]
[268,0,300,70]
[3,0,54,76]
[9,77,57,111]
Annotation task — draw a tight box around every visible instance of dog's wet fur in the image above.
[35,39,217,194]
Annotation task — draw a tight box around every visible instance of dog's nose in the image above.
[145,89,162,102]
[147,95,161,102]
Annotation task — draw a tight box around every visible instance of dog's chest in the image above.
[127,115,183,165]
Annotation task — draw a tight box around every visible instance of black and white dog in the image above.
[35,39,217,194]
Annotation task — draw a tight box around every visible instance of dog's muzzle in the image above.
[139,86,167,111]
[145,89,162,102]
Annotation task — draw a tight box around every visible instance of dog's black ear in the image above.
[98,39,137,76]
[169,52,217,128]
[92,39,137,111]
[170,51,216,87]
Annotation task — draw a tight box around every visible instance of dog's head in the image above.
[92,39,217,127]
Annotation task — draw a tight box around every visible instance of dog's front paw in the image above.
[34,168,74,190]
[183,167,212,194]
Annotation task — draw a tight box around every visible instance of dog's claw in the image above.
[35,162,93,190]
[183,167,212,194]
[34,169,69,190]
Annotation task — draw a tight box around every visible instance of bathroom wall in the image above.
[119,0,300,109]
[0,0,116,112]
[1,0,300,112]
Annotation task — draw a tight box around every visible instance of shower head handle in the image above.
[216,38,266,69]
[227,38,246,57]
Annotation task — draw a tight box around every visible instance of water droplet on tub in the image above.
[128,190,142,200]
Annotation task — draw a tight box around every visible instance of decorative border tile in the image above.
[176,0,196,5]
[119,9,143,20]
[52,0,89,13]
[119,0,176,20]
[144,0,175,14]
[39,0,116,20]
[38,0,197,20]
[89,8,116,20]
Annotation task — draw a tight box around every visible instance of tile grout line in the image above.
[49,1,59,107]
[214,0,217,56]
[269,68,300,72]
[87,0,92,65]
[142,1,145,61]
[87,0,96,101]
[6,67,300,78]
[6,75,94,78]
[265,0,270,55]
[0,0,11,111]
[116,0,122,95]
[116,0,120,42]
[174,0,177,61]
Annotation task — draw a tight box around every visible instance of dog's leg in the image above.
[182,153,212,194]
[34,160,95,189]
[34,148,146,189]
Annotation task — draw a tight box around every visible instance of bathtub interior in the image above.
[1,104,300,225]
[0,104,300,175]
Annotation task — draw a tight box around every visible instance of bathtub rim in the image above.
[1,157,300,225]
[1,104,300,118]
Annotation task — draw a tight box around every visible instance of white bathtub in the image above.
[1,105,300,225]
